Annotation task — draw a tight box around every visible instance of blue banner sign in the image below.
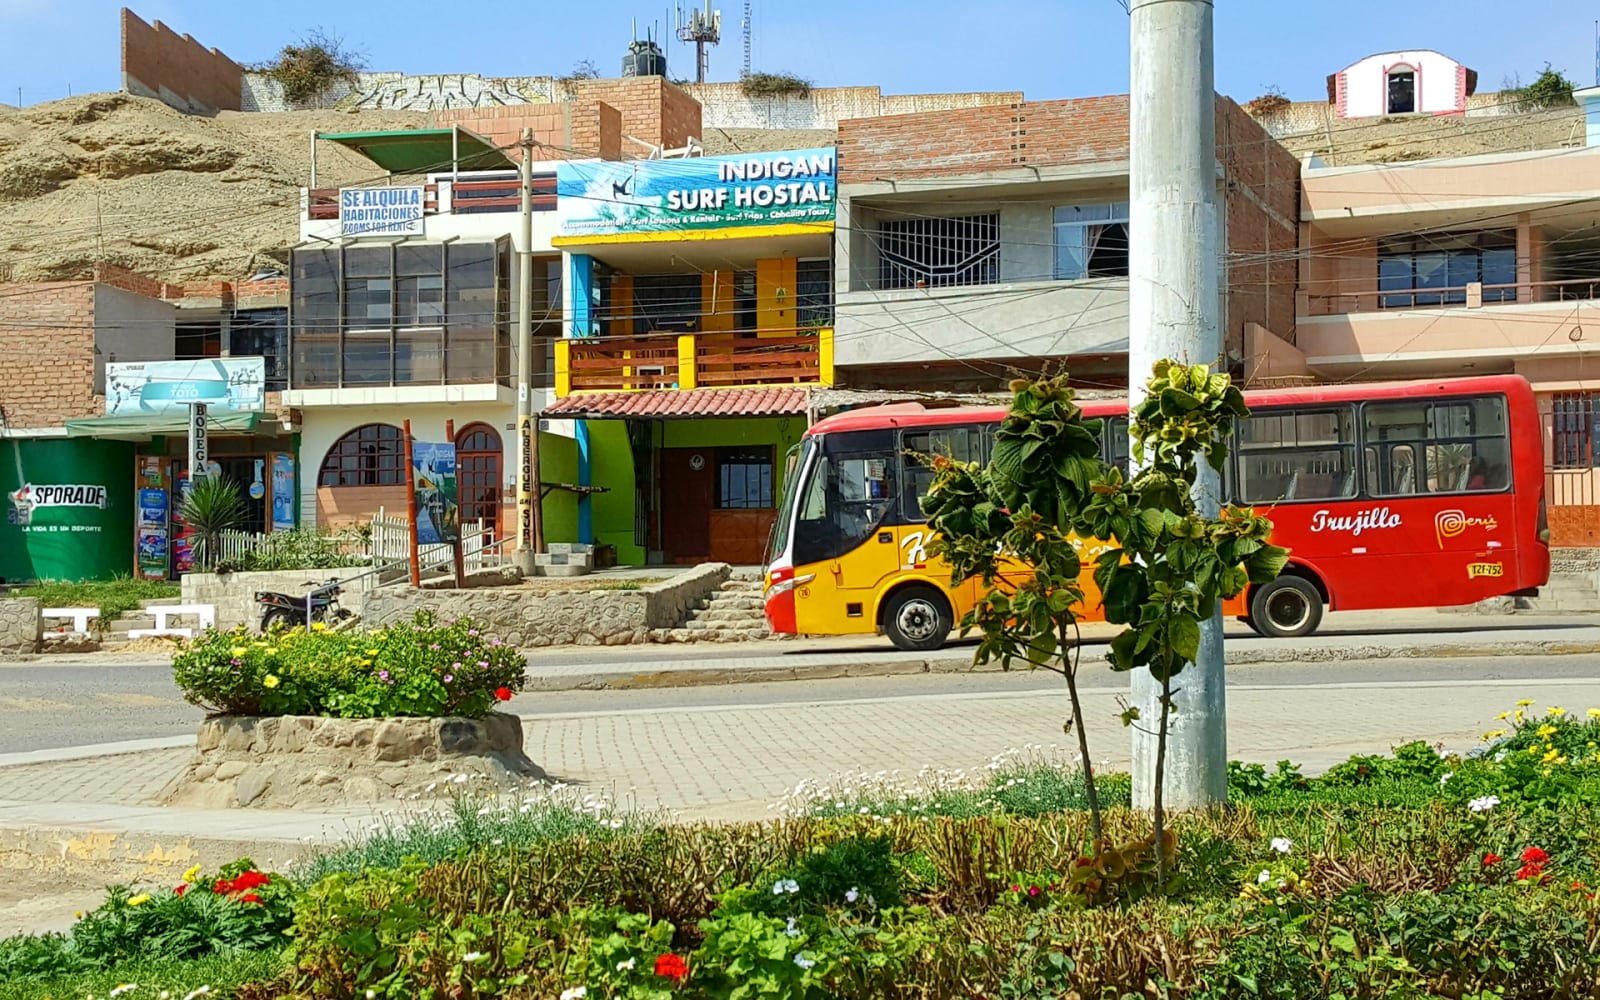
[555,147,836,237]
[105,359,266,416]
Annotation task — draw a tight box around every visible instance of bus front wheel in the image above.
[1249,576,1323,639]
[883,587,952,652]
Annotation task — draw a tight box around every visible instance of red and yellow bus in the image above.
[763,374,1551,650]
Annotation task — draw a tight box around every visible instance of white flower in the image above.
[785,916,800,938]
[845,887,859,903]
[1468,795,1501,813]
[1440,771,1453,787]
[1494,749,1510,762]
[1256,869,1272,884]
[425,783,437,793]
[858,806,869,814]
[366,992,376,1000]
[609,818,624,829]
[110,986,138,999]
[182,988,212,1000]
[616,958,636,971]
[772,878,799,895]
[793,953,816,970]
[1276,878,1287,889]
[452,774,469,784]
[476,807,491,816]
[560,988,588,1000]
[463,951,487,963]
[1269,837,1293,855]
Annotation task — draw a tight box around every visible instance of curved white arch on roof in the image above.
[1328,50,1476,120]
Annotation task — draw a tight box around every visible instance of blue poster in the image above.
[412,442,458,546]
[104,359,266,416]
[270,453,295,531]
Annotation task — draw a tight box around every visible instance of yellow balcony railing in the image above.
[555,328,834,397]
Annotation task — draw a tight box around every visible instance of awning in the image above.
[543,387,811,420]
[317,128,515,173]
[64,411,267,441]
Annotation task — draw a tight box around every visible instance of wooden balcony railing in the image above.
[555,329,834,396]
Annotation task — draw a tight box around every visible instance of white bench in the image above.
[129,603,216,640]
[41,607,100,635]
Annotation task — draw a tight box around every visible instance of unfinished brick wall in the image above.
[1217,97,1302,354]
[0,282,99,428]
[437,102,623,160]
[120,8,242,114]
[566,77,703,152]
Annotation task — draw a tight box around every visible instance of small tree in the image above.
[1504,65,1577,111]
[564,59,601,82]
[926,363,1289,883]
[179,476,247,571]
[257,28,366,108]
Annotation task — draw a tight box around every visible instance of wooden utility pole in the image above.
[403,419,421,588]
[446,419,465,587]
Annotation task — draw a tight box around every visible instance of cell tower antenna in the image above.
[741,0,752,79]
[676,1,722,85]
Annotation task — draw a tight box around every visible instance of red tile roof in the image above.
[544,387,811,419]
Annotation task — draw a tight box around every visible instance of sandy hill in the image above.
[0,93,428,283]
[1272,105,1586,166]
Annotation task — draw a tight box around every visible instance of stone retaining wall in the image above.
[361,563,731,646]
[182,570,374,631]
[0,598,40,654]
[156,712,539,809]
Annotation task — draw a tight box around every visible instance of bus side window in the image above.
[1103,416,1130,476]
[901,425,984,522]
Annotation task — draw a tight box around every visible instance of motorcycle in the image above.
[256,578,353,631]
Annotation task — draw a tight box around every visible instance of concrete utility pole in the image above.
[1127,0,1226,811]
[514,128,543,573]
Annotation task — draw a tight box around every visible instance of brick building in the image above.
[0,266,297,582]
[831,95,1300,391]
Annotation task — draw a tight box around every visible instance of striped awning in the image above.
[543,387,810,419]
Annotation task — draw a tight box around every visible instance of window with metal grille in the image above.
[1552,392,1600,469]
[318,423,405,487]
[877,213,1000,289]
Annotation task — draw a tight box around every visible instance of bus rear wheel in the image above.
[1249,576,1323,639]
[883,587,952,652]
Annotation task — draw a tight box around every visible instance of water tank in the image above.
[622,39,667,78]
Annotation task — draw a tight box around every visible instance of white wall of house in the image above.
[1337,50,1468,118]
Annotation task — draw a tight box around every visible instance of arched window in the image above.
[456,422,503,529]
[1386,66,1416,114]
[319,424,404,487]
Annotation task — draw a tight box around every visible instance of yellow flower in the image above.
[1516,699,1535,707]
[183,864,201,883]
[1542,747,1563,764]
[366,649,380,656]
[231,647,248,657]
[75,910,83,919]
[1587,708,1600,719]
[311,622,327,631]
[360,659,372,667]
[127,894,150,907]
[265,648,278,655]
[1537,724,1558,738]
[1496,711,1511,721]
[1548,706,1567,717]
[1482,729,1506,741]
[263,674,280,689]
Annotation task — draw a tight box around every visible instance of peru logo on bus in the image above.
[1435,510,1498,549]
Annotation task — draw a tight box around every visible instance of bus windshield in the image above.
[767,440,810,565]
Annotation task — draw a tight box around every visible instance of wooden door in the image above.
[661,447,713,563]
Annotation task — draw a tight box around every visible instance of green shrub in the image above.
[214,527,369,573]
[5,950,287,1000]
[170,612,524,718]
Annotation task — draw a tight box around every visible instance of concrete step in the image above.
[108,618,157,634]
[729,567,765,582]
[704,596,764,612]
[688,608,768,623]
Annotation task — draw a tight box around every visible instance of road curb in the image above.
[522,640,1600,692]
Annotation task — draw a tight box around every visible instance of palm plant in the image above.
[178,476,247,571]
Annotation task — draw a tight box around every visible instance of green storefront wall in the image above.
[1,437,135,583]
[583,416,806,566]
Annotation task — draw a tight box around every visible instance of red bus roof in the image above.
[806,374,1534,437]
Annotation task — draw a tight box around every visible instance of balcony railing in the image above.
[1305,277,1600,316]
[555,329,833,396]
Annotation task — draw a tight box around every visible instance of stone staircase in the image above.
[1517,549,1600,614]
[97,598,184,651]
[652,569,776,643]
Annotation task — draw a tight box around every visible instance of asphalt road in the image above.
[3,653,1600,755]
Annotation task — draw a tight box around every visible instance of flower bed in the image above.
[171,613,524,719]
[6,703,1600,999]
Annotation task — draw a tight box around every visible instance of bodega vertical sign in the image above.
[188,402,208,482]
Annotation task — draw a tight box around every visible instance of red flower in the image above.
[655,953,689,983]
[1516,862,1547,883]
[214,878,233,895]
[231,870,269,892]
[1482,852,1501,866]
[494,687,513,702]
[239,893,263,905]
[1521,846,1551,866]
[175,883,188,896]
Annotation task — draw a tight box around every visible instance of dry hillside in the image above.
[0,93,429,283]
[1271,105,1587,166]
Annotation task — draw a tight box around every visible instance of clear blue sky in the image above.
[3,0,1598,108]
